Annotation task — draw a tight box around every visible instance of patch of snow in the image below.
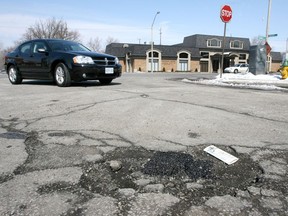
[183,73,288,91]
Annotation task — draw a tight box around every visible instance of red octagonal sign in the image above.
[220,5,232,23]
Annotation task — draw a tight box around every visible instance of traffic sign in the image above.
[265,42,272,55]
[220,5,232,23]
[258,34,278,40]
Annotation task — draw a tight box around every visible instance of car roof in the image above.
[22,39,77,44]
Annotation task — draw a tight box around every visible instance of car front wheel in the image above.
[234,69,238,73]
[54,63,71,87]
[8,65,22,84]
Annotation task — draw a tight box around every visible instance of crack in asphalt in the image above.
[146,97,288,124]
[4,95,139,129]
[109,89,287,124]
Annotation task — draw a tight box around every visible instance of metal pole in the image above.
[220,22,227,78]
[265,0,272,42]
[151,11,160,73]
[265,0,272,73]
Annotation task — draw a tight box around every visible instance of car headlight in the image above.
[115,57,119,64]
[73,56,94,64]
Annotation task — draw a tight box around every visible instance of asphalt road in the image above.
[0,71,287,215]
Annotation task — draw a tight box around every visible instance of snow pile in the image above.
[183,73,288,90]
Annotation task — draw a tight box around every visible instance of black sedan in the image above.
[4,39,122,87]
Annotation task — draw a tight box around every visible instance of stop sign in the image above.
[220,5,232,23]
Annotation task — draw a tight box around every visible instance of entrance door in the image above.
[223,58,230,71]
[200,61,208,72]
[179,60,188,71]
[149,59,159,71]
[148,51,159,72]
[212,59,220,72]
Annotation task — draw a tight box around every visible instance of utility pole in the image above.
[265,0,272,42]
[265,0,272,73]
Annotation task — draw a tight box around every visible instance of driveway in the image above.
[0,72,287,215]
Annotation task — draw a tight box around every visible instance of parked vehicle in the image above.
[224,63,249,73]
[4,39,122,87]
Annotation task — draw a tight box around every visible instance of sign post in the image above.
[220,5,232,78]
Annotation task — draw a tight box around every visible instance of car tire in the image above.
[234,69,238,73]
[54,63,71,87]
[99,79,112,85]
[8,65,22,84]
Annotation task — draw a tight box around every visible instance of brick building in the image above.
[105,34,282,73]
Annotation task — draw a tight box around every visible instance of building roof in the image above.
[181,34,251,51]
[106,43,201,59]
[270,51,282,62]
[106,34,282,62]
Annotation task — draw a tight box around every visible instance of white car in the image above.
[224,64,249,73]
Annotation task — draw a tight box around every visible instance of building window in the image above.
[179,60,188,71]
[177,51,190,71]
[200,52,209,59]
[239,54,246,60]
[207,38,221,48]
[179,53,188,58]
[148,50,160,71]
[230,40,243,49]
[149,51,159,58]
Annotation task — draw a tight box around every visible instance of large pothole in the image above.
[80,146,263,205]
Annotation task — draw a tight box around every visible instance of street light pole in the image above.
[151,11,160,73]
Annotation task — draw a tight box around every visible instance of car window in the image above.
[49,41,90,52]
[33,42,47,53]
[20,42,32,55]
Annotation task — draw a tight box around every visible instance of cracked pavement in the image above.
[0,72,287,215]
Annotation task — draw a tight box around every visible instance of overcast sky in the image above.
[0,0,286,52]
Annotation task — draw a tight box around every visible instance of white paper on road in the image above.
[204,145,238,165]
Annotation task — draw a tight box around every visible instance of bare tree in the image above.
[106,37,119,46]
[87,36,120,53]
[21,17,81,42]
[87,37,103,52]
[250,36,265,46]
[0,44,15,70]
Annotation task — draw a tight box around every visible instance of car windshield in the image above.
[233,64,240,67]
[48,41,91,52]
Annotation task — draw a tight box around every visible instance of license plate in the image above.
[105,68,114,74]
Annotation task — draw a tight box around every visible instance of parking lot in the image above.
[0,71,287,215]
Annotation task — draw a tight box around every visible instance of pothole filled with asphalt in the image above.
[79,146,263,207]
[0,131,27,139]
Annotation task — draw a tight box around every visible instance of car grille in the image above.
[93,57,116,66]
